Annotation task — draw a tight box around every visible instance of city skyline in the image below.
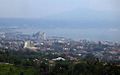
[0,1,120,74]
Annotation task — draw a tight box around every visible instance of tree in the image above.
[52,61,69,75]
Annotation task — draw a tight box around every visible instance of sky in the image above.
[0,0,119,18]
[0,0,120,41]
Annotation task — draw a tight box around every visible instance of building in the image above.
[24,41,37,50]
[33,31,46,42]
[52,57,65,61]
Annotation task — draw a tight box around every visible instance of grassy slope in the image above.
[0,64,37,75]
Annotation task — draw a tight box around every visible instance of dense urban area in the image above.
[0,30,120,75]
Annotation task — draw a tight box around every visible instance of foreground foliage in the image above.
[0,64,37,75]
[0,49,120,75]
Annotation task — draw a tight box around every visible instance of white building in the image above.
[52,57,65,61]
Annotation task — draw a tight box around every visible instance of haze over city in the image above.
[0,1,120,75]
[0,0,120,41]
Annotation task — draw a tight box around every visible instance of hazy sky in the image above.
[0,0,119,18]
[0,0,120,41]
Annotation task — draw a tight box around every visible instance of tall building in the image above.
[24,41,34,48]
[24,41,38,51]
[33,31,46,42]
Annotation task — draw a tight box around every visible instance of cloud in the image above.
[79,0,120,12]
[109,28,119,32]
[0,0,119,18]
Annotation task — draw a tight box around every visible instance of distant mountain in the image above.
[0,7,120,29]
[0,18,119,29]
[0,8,119,41]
